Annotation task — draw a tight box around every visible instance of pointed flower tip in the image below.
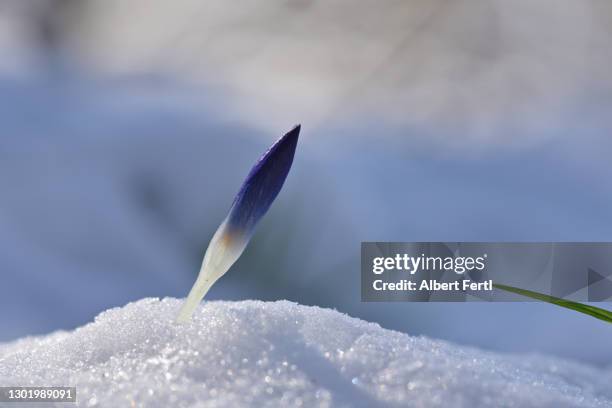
[274,124,300,150]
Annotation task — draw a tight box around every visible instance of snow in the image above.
[1,298,611,408]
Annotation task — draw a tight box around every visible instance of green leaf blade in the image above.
[493,283,612,324]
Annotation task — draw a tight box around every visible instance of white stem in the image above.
[176,220,248,323]
[176,272,218,323]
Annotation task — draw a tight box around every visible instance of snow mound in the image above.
[1,299,611,408]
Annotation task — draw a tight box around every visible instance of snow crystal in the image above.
[1,298,611,407]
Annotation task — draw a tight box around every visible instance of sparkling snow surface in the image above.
[1,298,611,408]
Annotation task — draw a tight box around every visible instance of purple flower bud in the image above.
[177,125,300,322]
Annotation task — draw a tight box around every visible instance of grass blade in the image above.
[493,283,612,324]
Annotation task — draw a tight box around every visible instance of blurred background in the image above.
[1,0,612,366]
